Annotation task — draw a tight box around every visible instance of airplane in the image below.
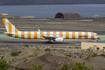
[2,18,101,43]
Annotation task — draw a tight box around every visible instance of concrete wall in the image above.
[21,16,35,18]
[81,42,105,50]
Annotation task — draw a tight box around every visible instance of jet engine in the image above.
[54,38,64,42]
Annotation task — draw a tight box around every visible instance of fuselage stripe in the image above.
[78,32,82,39]
[91,32,94,39]
[59,32,63,37]
[85,32,88,39]
[66,32,69,39]
[72,32,75,39]
[53,32,56,37]
[47,32,50,36]
[40,32,44,39]
[28,32,31,39]
[34,32,37,39]
[21,31,24,38]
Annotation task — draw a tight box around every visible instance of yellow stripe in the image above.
[53,32,56,37]
[40,32,44,39]
[91,32,94,39]
[34,32,37,39]
[2,18,6,26]
[15,28,18,38]
[85,32,88,39]
[21,32,24,38]
[59,32,63,37]
[8,21,12,37]
[78,32,82,39]
[28,32,31,39]
[72,32,75,39]
[47,32,50,36]
[8,21,12,34]
[66,32,69,39]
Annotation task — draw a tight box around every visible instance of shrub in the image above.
[58,62,93,70]
[58,63,70,70]
[85,47,98,59]
[45,48,51,51]
[71,62,93,70]
[52,49,57,51]
[45,48,51,53]
[11,50,21,56]
[65,54,71,57]
[100,49,105,57]
[24,45,29,47]
[48,67,58,70]
[30,64,44,70]
[0,56,8,70]
[15,67,27,70]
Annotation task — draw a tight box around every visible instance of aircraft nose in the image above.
[97,35,100,39]
[3,33,6,35]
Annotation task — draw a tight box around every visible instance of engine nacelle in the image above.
[54,38,64,42]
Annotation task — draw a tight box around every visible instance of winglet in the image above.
[38,28,43,36]
[38,28,41,32]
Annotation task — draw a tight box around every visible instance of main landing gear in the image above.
[47,39,52,43]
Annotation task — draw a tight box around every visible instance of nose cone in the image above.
[97,35,100,39]
[3,33,6,35]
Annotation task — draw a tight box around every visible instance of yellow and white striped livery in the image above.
[2,18,100,42]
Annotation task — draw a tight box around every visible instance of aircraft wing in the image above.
[43,36,57,39]
[38,28,58,39]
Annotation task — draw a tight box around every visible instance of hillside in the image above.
[0,0,105,5]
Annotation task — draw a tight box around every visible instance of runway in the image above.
[0,38,82,47]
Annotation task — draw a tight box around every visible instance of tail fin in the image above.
[2,18,19,34]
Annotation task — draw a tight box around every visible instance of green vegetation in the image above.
[0,56,93,70]
[70,62,93,70]
[48,62,93,70]
[11,50,21,56]
[65,54,71,57]
[30,64,44,70]
[48,67,57,70]
[52,49,57,51]
[0,56,8,70]
[84,46,98,59]
[100,48,105,57]
[45,48,51,53]
[29,62,93,70]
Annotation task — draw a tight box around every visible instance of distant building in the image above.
[94,15,99,19]
[55,12,81,19]
[21,16,35,19]
[0,13,9,16]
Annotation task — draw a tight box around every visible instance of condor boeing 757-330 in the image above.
[2,18,100,43]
